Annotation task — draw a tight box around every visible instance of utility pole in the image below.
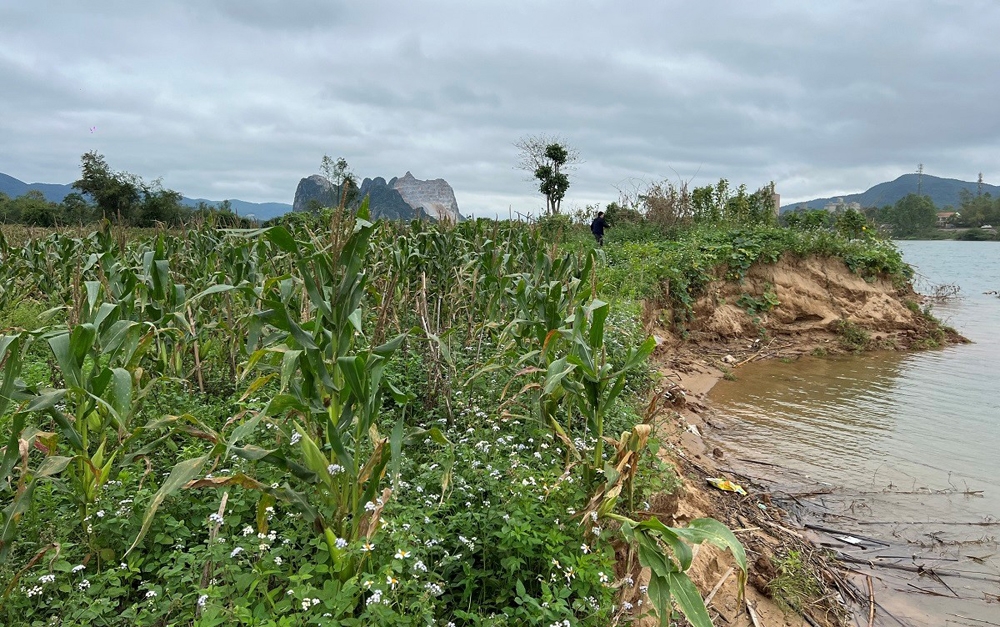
[978,172,984,197]
[917,164,924,196]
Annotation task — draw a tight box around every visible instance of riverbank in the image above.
[635,254,969,626]
[642,346,846,627]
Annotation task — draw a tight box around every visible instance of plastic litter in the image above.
[707,477,747,496]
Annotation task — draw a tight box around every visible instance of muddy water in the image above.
[709,241,1000,626]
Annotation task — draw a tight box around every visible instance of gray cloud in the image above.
[2,0,999,215]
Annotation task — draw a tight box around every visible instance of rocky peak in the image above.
[292,175,338,213]
[390,172,462,222]
[292,171,462,222]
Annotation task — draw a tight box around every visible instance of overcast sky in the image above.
[2,1,998,215]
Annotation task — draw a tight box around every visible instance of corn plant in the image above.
[0,280,159,561]
[129,203,448,593]
[529,295,742,626]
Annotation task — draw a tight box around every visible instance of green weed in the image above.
[835,320,871,351]
[768,550,823,615]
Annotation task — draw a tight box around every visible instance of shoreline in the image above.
[646,342,837,626]
[638,282,969,626]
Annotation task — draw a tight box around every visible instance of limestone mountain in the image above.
[293,171,462,221]
[391,171,461,221]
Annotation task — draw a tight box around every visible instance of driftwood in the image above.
[745,599,763,627]
[948,614,1000,627]
[855,520,1000,526]
[838,554,1000,584]
[736,457,784,468]
[804,523,891,547]
[703,567,734,608]
[873,554,958,562]
[906,582,951,597]
[865,574,876,627]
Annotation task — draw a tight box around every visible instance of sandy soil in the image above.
[622,255,966,627]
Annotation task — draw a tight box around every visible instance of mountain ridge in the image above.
[783,173,1000,212]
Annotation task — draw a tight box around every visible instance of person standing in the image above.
[590,211,607,246]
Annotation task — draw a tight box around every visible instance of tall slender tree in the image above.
[515,135,580,216]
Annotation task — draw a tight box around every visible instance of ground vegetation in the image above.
[0,172,929,626]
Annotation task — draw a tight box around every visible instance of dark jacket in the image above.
[590,216,607,237]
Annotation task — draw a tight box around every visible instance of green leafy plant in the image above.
[835,320,870,351]
[736,286,780,315]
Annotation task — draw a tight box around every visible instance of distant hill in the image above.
[0,172,292,220]
[782,174,1000,212]
[0,172,81,205]
[178,197,292,220]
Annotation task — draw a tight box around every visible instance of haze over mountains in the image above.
[782,174,999,212]
[0,172,293,220]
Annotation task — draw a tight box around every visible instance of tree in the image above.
[73,151,142,223]
[885,194,937,236]
[0,192,13,223]
[11,191,58,227]
[72,151,188,226]
[60,192,93,224]
[136,179,184,226]
[320,155,358,210]
[958,189,999,227]
[515,135,580,216]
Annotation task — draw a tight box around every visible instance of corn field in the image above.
[0,205,743,626]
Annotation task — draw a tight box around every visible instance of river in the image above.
[708,241,1000,626]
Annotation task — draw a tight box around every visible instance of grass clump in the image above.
[768,550,824,615]
[835,319,871,351]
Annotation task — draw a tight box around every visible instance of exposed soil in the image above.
[622,255,968,626]
[651,254,966,360]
